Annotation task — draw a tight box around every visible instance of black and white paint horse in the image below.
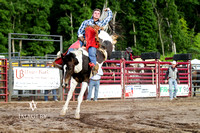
[60,27,117,119]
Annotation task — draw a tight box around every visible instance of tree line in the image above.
[0,0,200,59]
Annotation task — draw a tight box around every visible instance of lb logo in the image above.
[16,69,24,79]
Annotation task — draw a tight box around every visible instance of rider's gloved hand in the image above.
[78,36,85,42]
[104,8,110,11]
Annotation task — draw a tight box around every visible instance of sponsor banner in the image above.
[90,85,122,98]
[125,85,156,98]
[13,67,60,90]
[124,84,190,98]
[160,84,189,96]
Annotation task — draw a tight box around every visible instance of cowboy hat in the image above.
[172,61,176,65]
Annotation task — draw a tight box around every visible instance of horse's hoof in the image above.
[60,109,66,116]
[74,113,80,119]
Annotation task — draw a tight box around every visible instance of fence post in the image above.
[121,58,125,99]
[157,60,160,98]
[189,60,192,97]
[8,33,13,102]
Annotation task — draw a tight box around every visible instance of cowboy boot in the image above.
[89,62,99,76]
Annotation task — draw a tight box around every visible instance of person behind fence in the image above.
[77,8,112,74]
[44,64,58,101]
[44,89,58,101]
[125,47,134,61]
[165,61,180,100]
[87,66,103,101]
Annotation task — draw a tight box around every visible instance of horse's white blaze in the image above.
[60,77,78,116]
[71,50,83,73]
[75,82,88,119]
[63,64,67,86]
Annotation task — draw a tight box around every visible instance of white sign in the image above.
[89,85,122,98]
[125,85,157,98]
[160,84,189,96]
[13,67,60,90]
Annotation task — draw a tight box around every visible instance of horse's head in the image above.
[61,53,79,87]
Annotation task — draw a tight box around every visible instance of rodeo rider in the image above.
[77,8,112,74]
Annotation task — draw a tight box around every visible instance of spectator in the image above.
[44,64,58,101]
[87,66,103,101]
[44,89,58,101]
[165,61,180,100]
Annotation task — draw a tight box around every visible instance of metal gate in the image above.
[62,59,192,101]
[159,61,191,98]
[124,59,159,98]
[8,33,63,101]
[0,58,8,102]
[191,63,200,96]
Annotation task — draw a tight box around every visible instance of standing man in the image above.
[165,61,180,100]
[87,66,103,101]
[77,8,112,72]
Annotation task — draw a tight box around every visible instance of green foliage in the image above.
[136,0,158,52]
[188,33,200,59]
[0,0,54,55]
[160,52,175,61]
[0,0,199,59]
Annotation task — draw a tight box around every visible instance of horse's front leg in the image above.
[75,82,88,119]
[60,77,78,116]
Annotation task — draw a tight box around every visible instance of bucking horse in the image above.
[55,25,118,119]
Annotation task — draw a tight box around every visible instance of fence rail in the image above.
[0,58,8,102]
[2,56,199,102]
[63,59,192,101]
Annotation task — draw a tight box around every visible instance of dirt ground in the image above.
[0,97,200,133]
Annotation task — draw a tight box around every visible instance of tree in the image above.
[188,33,200,59]
[175,0,200,33]
[135,0,158,53]
[23,0,54,56]
[0,0,14,53]
[151,0,165,56]
[120,0,137,48]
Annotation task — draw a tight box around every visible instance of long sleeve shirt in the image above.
[165,66,179,80]
[77,10,113,37]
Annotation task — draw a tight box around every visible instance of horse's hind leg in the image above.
[75,82,88,119]
[60,77,78,116]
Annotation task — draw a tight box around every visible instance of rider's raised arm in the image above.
[99,8,112,27]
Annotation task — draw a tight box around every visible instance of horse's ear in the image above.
[61,53,64,59]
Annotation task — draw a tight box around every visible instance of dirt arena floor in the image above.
[0,97,200,133]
